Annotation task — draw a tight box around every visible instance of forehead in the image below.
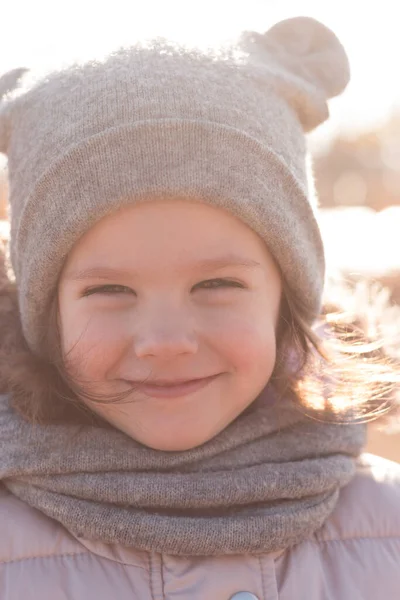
[61,199,278,280]
[69,199,267,251]
[83,199,254,239]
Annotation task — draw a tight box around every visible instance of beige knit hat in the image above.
[0,16,349,355]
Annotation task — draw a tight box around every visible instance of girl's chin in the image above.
[115,419,225,451]
[133,436,216,452]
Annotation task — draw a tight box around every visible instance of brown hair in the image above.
[0,248,399,429]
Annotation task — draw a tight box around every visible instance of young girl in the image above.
[0,16,399,600]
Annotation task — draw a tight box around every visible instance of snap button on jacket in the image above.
[1,454,399,600]
[230,592,260,599]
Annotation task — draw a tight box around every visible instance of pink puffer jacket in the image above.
[1,453,399,600]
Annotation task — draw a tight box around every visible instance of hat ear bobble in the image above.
[242,17,350,132]
[0,68,28,154]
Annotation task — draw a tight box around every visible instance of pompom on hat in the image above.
[0,17,350,355]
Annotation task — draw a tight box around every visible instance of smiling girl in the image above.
[0,16,399,600]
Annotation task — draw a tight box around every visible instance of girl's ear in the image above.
[240,16,350,132]
[0,67,28,153]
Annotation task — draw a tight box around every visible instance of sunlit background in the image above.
[0,1,399,459]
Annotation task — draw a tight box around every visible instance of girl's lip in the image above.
[124,374,221,398]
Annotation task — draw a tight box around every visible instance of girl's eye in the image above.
[82,285,134,297]
[194,278,245,290]
[82,279,244,297]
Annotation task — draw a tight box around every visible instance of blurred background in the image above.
[0,1,399,460]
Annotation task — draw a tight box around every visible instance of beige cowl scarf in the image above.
[0,388,366,556]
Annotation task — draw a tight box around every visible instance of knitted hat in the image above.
[0,16,349,355]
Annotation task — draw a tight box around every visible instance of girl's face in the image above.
[58,200,282,451]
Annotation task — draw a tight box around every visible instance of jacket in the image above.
[1,452,399,599]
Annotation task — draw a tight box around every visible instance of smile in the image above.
[124,374,220,398]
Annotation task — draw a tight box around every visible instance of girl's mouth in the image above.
[124,374,221,398]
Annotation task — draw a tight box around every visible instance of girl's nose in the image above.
[133,313,198,359]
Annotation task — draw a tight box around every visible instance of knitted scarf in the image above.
[0,388,366,556]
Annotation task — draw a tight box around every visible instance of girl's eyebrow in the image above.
[66,255,263,281]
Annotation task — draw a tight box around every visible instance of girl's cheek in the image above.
[203,312,276,368]
[61,312,130,378]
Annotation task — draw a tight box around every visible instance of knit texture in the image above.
[0,16,350,354]
[0,389,366,556]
